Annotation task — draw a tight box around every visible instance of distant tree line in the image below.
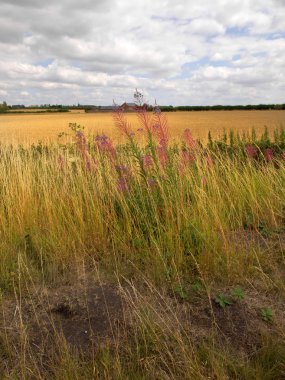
[0,102,70,113]
[1,101,285,113]
[0,101,8,113]
[157,104,285,112]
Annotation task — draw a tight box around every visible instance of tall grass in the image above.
[0,104,284,290]
[0,102,285,378]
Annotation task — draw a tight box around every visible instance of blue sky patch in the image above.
[33,58,54,67]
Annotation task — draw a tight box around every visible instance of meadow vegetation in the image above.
[0,96,285,379]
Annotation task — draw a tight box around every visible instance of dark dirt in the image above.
[1,273,284,371]
[186,299,261,353]
[1,229,284,359]
[1,281,125,353]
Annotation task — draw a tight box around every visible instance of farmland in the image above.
[0,110,284,145]
[0,107,285,379]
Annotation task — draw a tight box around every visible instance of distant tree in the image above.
[0,101,8,113]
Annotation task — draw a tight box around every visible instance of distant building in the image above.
[87,102,138,113]
[120,102,136,112]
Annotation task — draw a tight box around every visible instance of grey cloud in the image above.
[0,0,284,105]
[1,0,110,8]
[0,19,26,43]
[1,0,40,7]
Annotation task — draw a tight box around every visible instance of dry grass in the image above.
[0,108,284,378]
[0,110,284,145]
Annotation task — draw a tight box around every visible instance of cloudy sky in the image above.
[1,0,285,106]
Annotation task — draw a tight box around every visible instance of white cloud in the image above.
[0,0,284,105]
[188,18,225,36]
[0,89,8,97]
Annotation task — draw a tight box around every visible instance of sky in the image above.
[0,0,285,106]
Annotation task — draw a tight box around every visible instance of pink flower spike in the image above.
[157,145,168,168]
[112,106,133,137]
[142,154,153,170]
[264,148,273,162]
[117,177,128,193]
[95,134,116,161]
[75,130,87,157]
[183,129,197,150]
[179,152,187,174]
[205,153,213,168]
[151,111,169,146]
[245,144,257,159]
[147,178,157,189]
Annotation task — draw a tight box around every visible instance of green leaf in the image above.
[261,308,273,322]
[215,293,232,309]
[174,285,188,300]
[192,282,203,292]
[231,287,245,300]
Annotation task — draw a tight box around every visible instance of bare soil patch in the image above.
[1,281,125,354]
[1,275,284,374]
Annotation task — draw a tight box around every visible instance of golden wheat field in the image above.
[0,110,284,145]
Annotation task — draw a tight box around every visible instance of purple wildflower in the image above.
[142,154,153,170]
[115,165,129,174]
[95,134,116,161]
[264,148,273,162]
[95,134,108,142]
[245,144,257,159]
[75,130,86,156]
[157,145,168,168]
[147,178,157,189]
[159,138,167,147]
[179,151,190,174]
[151,113,169,147]
[117,177,128,192]
[179,150,196,174]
